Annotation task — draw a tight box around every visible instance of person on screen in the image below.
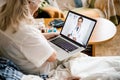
[68,16,83,41]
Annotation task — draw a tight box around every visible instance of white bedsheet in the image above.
[47,54,120,80]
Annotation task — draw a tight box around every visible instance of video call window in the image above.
[61,12,96,46]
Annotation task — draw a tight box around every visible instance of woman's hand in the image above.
[47,51,57,62]
[65,76,80,80]
[43,32,59,40]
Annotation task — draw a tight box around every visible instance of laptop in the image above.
[49,10,97,61]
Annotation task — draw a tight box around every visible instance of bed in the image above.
[44,53,120,80]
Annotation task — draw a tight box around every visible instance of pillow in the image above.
[54,0,88,11]
[74,0,83,8]
[81,0,89,7]
[46,0,60,9]
[39,0,49,7]
[43,0,89,11]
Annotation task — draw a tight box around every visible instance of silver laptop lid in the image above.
[60,10,97,48]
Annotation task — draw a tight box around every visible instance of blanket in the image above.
[47,54,120,80]
[1,54,120,80]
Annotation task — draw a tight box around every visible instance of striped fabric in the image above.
[0,57,23,80]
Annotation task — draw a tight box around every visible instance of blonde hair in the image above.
[0,0,33,32]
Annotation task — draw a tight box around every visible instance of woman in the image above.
[0,0,120,80]
[0,0,58,75]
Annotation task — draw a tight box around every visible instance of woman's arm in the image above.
[42,33,58,62]
[42,32,59,40]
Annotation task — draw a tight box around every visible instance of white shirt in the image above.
[0,21,56,74]
[68,25,85,45]
[70,26,81,39]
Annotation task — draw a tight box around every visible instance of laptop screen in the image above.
[60,11,97,48]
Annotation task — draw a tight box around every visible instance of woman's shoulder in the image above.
[4,23,42,42]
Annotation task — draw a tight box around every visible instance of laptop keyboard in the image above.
[50,37,78,52]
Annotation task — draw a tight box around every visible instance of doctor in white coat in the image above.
[68,16,83,42]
